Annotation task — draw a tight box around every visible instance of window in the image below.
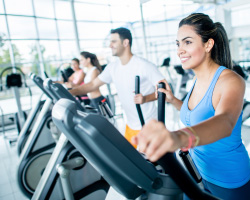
[37,18,57,39]
[80,39,103,49]
[39,40,61,61]
[60,40,78,59]
[55,1,72,20]
[77,22,111,39]
[34,0,55,19]
[8,16,37,39]
[11,40,37,63]
[0,0,4,14]
[0,41,11,67]
[0,15,8,37]
[4,0,33,16]
[57,20,75,39]
[74,3,110,21]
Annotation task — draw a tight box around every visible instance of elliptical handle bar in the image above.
[135,76,145,126]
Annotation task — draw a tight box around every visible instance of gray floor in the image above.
[0,113,250,200]
[0,130,29,200]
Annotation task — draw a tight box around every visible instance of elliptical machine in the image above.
[51,95,220,199]
[17,73,52,155]
[31,79,109,200]
[17,75,58,198]
[50,79,219,200]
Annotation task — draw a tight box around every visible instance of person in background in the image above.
[64,58,85,88]
[56,58,90,105]
[80,51,108,111]
[132,13,250,200]
[69,27,165,148]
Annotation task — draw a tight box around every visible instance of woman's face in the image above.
[176,25,207,70]
[71,60,79,71]
[80,56,89,67]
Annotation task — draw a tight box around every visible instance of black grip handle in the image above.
[179,151,202,183]
[135,76,140,94]
[157,82,166,123]
[135,76,145,126]
[103,101,114,118]
[98,102,106,117]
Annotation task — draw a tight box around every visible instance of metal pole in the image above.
[71,0,80,55]
[31,0,46,79]
[139,3,148,59]
[53,0,63,64]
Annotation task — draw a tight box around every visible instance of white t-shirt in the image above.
[84,67,97,84]
[98,55,164,130]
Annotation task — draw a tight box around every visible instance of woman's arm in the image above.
[68,71,85,87]
[132,71,245,162]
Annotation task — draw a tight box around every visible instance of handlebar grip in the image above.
[157,82,166,123]
[103,101,114,118]
[179,151,202,183]
[135,76,140,94]
[135,76,145,126]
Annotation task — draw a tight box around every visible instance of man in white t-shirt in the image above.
[70,27,164,148]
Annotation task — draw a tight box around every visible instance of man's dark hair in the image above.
[110,27,132,47]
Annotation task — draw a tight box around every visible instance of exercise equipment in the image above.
[17,73,52,155]
[0,66,31,136]
[233,64,250,124]
[135,76,145,127]
[31,78,109,200]
[157,82,202,184]
[135,78,201,185]
[17,75,57,198]
[16,93,46,155]
[51,97,220,200]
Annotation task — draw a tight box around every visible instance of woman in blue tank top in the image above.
[132,13,250,200]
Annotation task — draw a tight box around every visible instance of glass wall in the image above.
[1,0,247,79]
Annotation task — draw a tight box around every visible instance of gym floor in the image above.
[0,129,29,200]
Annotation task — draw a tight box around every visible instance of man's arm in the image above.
[134,79,169,104]
[134,92,156,104]
[69,77,105,96]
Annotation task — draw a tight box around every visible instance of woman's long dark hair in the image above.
[80,51,102,72]
[179,13,232,69]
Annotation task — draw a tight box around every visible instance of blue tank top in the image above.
[180,66,250,188]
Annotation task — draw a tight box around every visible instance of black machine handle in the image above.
[179,150,202,183]
[135,76,145,126]
[157,82,219,200]
[157,83,165,123]
[157,82,202,183]
[98,99,114,119]
[102,101,114,118]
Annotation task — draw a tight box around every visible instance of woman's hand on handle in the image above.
[156,79,183,111]
[132,119,188,162]
[155,79,175,103]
